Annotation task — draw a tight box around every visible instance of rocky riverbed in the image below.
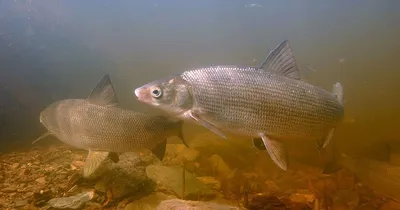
[0,136,399,210]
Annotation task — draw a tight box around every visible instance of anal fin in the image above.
[189,111,227,139]
[260,134,288,171]
[83,150,110,178]
[151,139,167,161]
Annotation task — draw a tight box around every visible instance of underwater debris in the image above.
[47,190,95,209]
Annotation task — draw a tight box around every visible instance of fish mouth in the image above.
[134,86,150,103]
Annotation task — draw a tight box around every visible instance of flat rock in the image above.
[146,165,216,200]
[155,199,240,210]
[124,192,176,210]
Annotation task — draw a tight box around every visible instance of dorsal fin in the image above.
[258,40,301,80]
[87,74,119,107]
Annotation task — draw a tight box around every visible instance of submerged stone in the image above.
[146,165,216,200]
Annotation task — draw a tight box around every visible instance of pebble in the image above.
[1,187,17,193]
[35,177,46,185]
[14,199,28,207]
[11,163,20,169]
[71,161,85,168]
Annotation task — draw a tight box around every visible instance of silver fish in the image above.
[134,40,344,170]
[35,74,185,177]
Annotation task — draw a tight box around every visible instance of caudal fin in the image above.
[332,82,344,105]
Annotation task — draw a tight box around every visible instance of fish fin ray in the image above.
[252,138,267,150]
[259,40,301,80]
[87,74,119,107]
[317,128,335,153]
[151,139,167,161]
[32,132,52,144]
[83,150,110,178]
[189,111,227,139]
[332,82,344,105]
[261,135,288,170]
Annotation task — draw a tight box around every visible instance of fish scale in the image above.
[182,67,342,140]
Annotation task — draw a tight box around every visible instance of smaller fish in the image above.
[323,149,400,202]
[34,74,187,177]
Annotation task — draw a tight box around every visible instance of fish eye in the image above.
[151,87,163,98]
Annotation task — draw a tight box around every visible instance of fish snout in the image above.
[134,86,151,102]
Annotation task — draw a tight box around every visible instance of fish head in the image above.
[39,100,65,134]
[134,75,193,116]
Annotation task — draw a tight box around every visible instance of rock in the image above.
[146,165,216,199]
[208,154,233,179]
[11,163,20,169]
[183,148,200,162]
[380,200,400,210]
[263,180,280,192]
[248,195,287,210]
[1,187,17,193]
[71,161,85,168]
[124,192,176,210]
[197,176,221,191]
[155,199,240,210]
[332,190,359,209]
[14,199,28,207]
[94,152,149,198]
[35,177,46,185]
[47,190,95,209]
[289,189,316,204]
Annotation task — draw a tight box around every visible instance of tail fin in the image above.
[332,82,343,105]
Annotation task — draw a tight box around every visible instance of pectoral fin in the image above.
[151,139,167,161]
[260,135,288,171]
[317,128,335,154]
[32,132,52,144]
[189,111,227,139]
[83,150,110,178]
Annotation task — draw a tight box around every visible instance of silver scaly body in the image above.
[134,40,344,170]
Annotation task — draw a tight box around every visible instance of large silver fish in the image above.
[134,40,344,170]
[34,74,185,177]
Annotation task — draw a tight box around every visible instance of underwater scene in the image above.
[1,1,400,209]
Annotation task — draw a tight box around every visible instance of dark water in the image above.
[0,0,400,207]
